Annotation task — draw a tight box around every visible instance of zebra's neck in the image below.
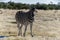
[28,10,34,13]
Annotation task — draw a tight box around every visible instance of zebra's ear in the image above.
[29,6,35,10]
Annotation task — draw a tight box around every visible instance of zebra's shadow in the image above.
[10,21,17,24]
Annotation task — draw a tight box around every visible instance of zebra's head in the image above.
[28,10,35,22]
[28,13,34,22]
[30,7,35,12]
[30,7,37,13]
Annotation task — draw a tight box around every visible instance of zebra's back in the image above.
[15,11,29,24]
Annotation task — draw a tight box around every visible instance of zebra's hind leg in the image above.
[23,24,28,37]
[17,23,20,36]
[19,24,23,36]
[17,23,23,36]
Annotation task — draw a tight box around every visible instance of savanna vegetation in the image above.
[0,1,60,10]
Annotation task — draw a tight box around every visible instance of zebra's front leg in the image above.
[30,23,33,37]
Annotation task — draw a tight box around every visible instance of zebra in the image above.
[15,8,36,37]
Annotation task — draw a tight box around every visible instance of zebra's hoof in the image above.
[18,34,20,36]
[23,34,25,37]
[31,35,33,37]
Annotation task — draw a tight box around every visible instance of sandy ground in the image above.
[0,9,60,40]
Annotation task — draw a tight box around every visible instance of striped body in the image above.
[15,8,35,37]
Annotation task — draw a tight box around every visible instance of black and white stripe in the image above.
[15,8,35,37]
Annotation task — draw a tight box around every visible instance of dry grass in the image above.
[0,9,60,40]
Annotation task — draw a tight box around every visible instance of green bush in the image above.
[0,1,60,10]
